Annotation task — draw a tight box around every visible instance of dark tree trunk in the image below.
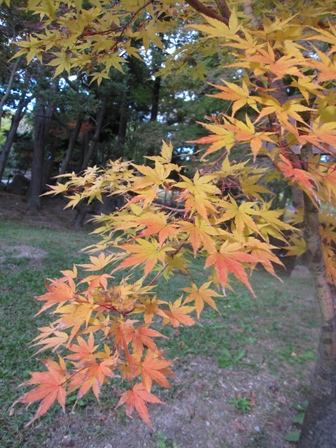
[27,94,54,212]
[118,87,129,148]
[0,95,28,182]
[80,97,107,171]
[298,144,336,447]
[0,56,21,129]
[59,115,83,175]
[150,76,161,122]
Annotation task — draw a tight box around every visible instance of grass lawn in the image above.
[0,218,319,447]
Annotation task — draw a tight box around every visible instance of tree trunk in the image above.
[0,95,28,182]
[59,115,83,175]
[0,56,21,129]
[27,94,54,212]
[150,76,161,122]
[298,145,336,447]
[80,97,107,171]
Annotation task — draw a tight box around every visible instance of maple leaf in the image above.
[175,172,220,221]
[134,295,167,324]
[298,119,336,154]
[181,282,221,319]
[116,383,163,426]
[209,80,259,115]
[205,242,258,295]
[223,115,274,160]
[48,51,72,77]
[69,357,115,400]
[217,155,249,178]
[13,358,67,426]
[219,197,260,237]
[114,239,173,277]
[54,297,97,344]
[135,212,178,246]
[146,140,174,164]
[275,155,318,193]
[246,238,284,277]
[125,324,167,358]
[241,43,304,79]
[78,253,115,271]
[306,47,336,82]
[36,278,76,314]
[255,95,311,125]
[31,328,69,355]
[132,161,174,191]
[66,334,98,362]
[179,217,218,255]
[191,122,236,157]
[190,11,241,39]
[137,351,173,392]
[239,173,272,200]
[158,297,195,327]
[283,237,307,257]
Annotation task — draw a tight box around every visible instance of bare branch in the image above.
[184,0,229,25]
[214,0,231,21]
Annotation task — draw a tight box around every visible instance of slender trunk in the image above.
[0,56,21,129]
[27,94,54,212]
[118,88,129,144]
[150,76,161,122]
[298,144,336,447]
[59,116,83,175]
[80,97,107,171]
[0,95,28,182]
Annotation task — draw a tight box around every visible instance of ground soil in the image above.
[0,191,312,448]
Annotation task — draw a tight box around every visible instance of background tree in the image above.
[0,0,37,181]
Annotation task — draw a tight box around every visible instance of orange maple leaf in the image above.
[13,358,67,426]
[116,383,163,426]
[66,334,98,362]
[69,357,115,400]
[179,217,217,255]
[114,239,173,276]
[135,212,178,246]
[276,155,318,192]
[125,324,167,358]
[36,278,76,314]
[158,297,195,327]
[31,328,69,355]
[205,242,258,295]
[138,351,173,392]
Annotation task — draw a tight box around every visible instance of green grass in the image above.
[0,218,319,447]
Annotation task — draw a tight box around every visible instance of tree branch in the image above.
[214,0,231,21]
[184,0,229,25]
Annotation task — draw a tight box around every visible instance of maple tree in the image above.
[6,0,336,445]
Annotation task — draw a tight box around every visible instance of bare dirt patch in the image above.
[0,191,80,231]
[35,354,304,448]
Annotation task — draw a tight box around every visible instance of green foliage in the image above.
[229,394,252,413]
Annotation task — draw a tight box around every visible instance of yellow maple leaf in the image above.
[219,197,260,237]
[79,253,115,271]
[114,239,173,277]
[181,282,220,319]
